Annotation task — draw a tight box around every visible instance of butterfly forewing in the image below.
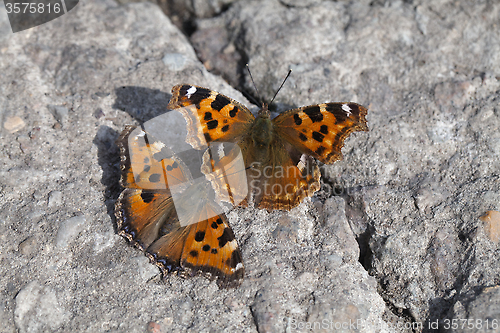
[168,84,255,146]
[273,102,368,164]
[117,125,192,189]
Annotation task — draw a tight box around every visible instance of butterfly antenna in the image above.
[246,64,263,106]
[270,69,292,105]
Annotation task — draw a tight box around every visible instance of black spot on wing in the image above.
[221,125,230,132]
[303,106,323,122]
[152,146,170,163]
[140,191,155,203]
[312,131,324,142]
[149,173,161,183]
[204,112,213,121]
[202,244,211,251]
[299,133,308,142]
[229,106,238,118]
[211,94,231,111]
[217,228,235,248]
[166,161,178,172]
[207,120,218,130]
[195,231,205,242]
[320,125,328,134]
[293,113,302,125]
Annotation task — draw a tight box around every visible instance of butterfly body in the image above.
[247,111,277,164]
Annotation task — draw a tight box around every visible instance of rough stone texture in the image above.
[0,0,499,332]
[446,285,500,333]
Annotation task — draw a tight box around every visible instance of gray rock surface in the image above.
[0,0,499,332]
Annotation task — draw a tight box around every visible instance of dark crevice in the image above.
[277,0,324,10]
[343,190,373,270]
[182,19,197,37]
[249,303,261,333]
[154,0,256,100]
[369,0,414,7]
[232,25,253,98]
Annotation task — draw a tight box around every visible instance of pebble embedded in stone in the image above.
[56,215,86,248]
[480,210,500,243]
[3,116,25,133]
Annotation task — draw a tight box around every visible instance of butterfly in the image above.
[168,84,368,211]
[115,125,245,288]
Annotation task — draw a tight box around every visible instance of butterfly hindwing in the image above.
[273,102,368,164]
[115,188,175,250]
[242,137,321,210]
[144,213,244,288]
[182,214,244,288]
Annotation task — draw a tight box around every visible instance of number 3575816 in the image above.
[5,2,61,14]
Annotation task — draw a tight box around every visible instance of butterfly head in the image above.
[258,103,271,118]
[246,64,292,120]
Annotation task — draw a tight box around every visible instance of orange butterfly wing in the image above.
[146,205,244,288]
[115,126,244,288]
[241,137,321,210]
[117,125,191,190]
[273,103,368,164]
[168,85,253,207]
[168,84,255,147]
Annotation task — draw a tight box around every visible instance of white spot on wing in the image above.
[297,154,307,171]
[342,103,352,116]
[186,86,197,98]
[235,262,244,271]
